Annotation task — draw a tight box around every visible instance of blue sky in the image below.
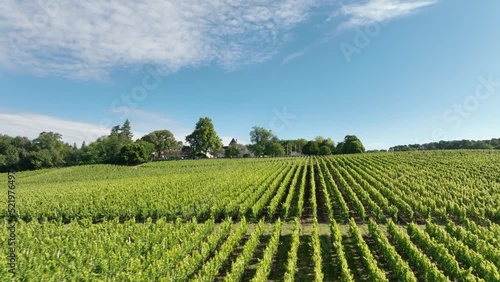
[1,0,499,149]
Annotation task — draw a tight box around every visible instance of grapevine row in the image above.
[312,217,324,281]
[251,219,283,282]
[283,218,301,282]
[166,219,233,281]
[424,221,500,281]
[406,223,478,281]
[348,218,388,281]
[191,218,249,281]
[224,219,266,282]
[325,160,366,220]
[330,218,354,282]
[367,219,417,282]
[386,219,450,281]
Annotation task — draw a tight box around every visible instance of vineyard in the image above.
[1,150,500,281]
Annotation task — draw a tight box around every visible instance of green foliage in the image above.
[302,141,319,155]
[341,135,365,154]
[0,151,500,280]
[368,219,417,282]
[224,219,265,282]
[224,143,245,158]
[283,218,301,282]
[140,129,178,157]
[312,217,323,281]
[30,132,71,169]
[319,145,332,155]
[249,126,280,156]
[120,141,154,165]
[186,117,222,158]
[315,136,335,154]
[264,141,285,156]
[390,138,500,151]
[251,219,282,282]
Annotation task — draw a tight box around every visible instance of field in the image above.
[1,150,500,281]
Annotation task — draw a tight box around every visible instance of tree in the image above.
[120,141,154,165]
[121,119,133,140]
[336,142,344,154]
[181,145,194,158]
[185,117,223,158]
[320,138,336,154]
[225,143,246,158]
[302,141,320,155]
[249,126,278,156]
[80,120,136,164]
[315,136,325,144]
[0,135,23,171]
[319,145,332,155]
[264,142,285,157]
[30,132,71,169]
[341,135,365,154]
[141,130,178,158]
[471,141,493,150]
[296,138,308,153]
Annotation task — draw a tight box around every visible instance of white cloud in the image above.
[282,50,305,65]
[337,0,437,29]
[0,0,317,79]
[0,113,110,145]
[0,111,193,145]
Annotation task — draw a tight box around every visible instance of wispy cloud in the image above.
[0,113,110,145]
[337,0,437,30]
[282,50,306,65]
[0,0,317,80]
[0,111,192,145]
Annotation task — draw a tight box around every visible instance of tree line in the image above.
[389,138,500,152]
[0,117,366,172]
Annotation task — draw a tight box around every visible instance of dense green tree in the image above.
[121,119,133,140]
[302,141,320,155]
[335,142,344,154]
[225,142,245,158]
[141,130,178,157]
[471,141,494,149]
[296,138,308,153]
[341,135,365,154]
[185,117,223,158]
[265,142,285,157]
[389,138,500,151]
[120,141,154,165]
[181,145,194,158]
[319,145,332,155]
[249,126,279,156]
[315,136,325,144]
[0,135,23,171]
[320,138,336,154]
[30,132,71,169]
